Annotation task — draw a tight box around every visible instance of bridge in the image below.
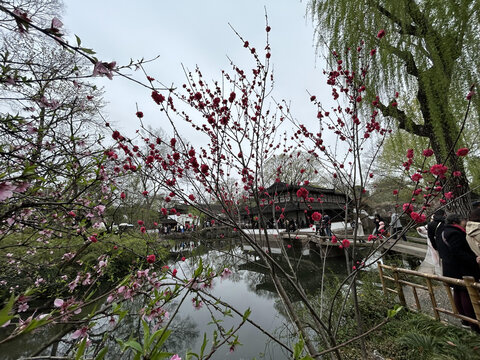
[168,227,429,259]
[277,230,428,258]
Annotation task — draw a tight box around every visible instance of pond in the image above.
[0,237,419,359]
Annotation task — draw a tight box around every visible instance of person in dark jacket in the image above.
[436,213,480,330]
[322,214,331,236]
[427,209,445,250]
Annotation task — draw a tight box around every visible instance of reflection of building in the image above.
[246,182,348,228]
[240,241,348,296]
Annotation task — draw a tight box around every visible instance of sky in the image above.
[61,0,332,144]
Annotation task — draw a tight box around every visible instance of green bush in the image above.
[0,231,171,302]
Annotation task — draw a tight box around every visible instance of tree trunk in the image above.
[429,127,471,217]
[416,58,472,217]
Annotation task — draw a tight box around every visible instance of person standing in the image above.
[290,219,297,232]
[436,214,480,331]
[373,214,384,235]
[389,211,407,241]
[427,209,445,274]
[322,214,331,236]
[427,209,445,251]
[377,220,386,237]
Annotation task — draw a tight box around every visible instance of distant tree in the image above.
[0,0,62,32]
[366,176,410,211]
[308,0,479,214]
[0,35,108,223]
[263,151,327,187]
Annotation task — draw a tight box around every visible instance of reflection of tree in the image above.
[163,316,199,354]
[7,240,374,358]
[188,239,253,283]
[11,294,200,359]
[0,323,73,360]
[85,297,148,358]
[243,270,274,297]
[86,296,200,358]
[239,250,326,299]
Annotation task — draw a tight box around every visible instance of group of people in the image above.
[374,203,480,331]
[372,211,407,241]
[315,214,332,236]
[425,203,480,331]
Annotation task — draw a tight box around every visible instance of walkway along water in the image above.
[242,228,428,258]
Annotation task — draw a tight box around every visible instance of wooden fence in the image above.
[377,262,480,328]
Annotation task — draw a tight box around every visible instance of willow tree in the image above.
[308,0,479,214]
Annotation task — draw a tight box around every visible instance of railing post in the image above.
[425,278,440,321]
[412,287,421,311]
[377,261,387,295]
[393,268,407,307]
[463,276,480,324]
[443,283,458,315]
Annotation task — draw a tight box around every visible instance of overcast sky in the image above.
[62,0,331,144]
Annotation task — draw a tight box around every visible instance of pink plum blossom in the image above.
[17,302,29,312]
[51,17,63,30]
[221,268,232,280]
[0,182,16,201]
[71,326,88,339]
[92,61,116,80]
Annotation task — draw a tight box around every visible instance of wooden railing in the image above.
[377,262,480,328]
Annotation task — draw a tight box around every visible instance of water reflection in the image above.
[0,237,418,359]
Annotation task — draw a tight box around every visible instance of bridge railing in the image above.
[377,262,480,328]
[405,236,427,244]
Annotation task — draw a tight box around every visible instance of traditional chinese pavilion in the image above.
[246,182,349,229]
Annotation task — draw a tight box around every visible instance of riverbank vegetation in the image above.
[0,231,171,303]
